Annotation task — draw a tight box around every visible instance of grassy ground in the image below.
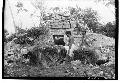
[4,58,115,79]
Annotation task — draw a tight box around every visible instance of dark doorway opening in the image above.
[53,35,65,46]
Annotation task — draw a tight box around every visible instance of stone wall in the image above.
[44,13,84,46]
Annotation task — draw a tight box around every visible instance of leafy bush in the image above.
[41,47,59,63]
[28,51,39,66]
[96,22,116,38]
[4,29,8,43]
[14,35,34,46]
[28,46,68,67]
[69,7,99,33]
[73,48,98,65]
[6,34,17,43]
[26,26,49,40]
[104,22,116,38]
[28,46,59,66]
[6,26,49,46]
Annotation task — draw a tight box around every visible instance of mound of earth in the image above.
[83,33,115,65]
[84,33,115,48]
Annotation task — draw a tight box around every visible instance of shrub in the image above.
[14,35,34,46]
[28,51,39,66]
[28,46,59,66]
[6,34,17,43]
[73,48,98,65]
[21,48,40,66]
[26,26,49,40]
[41,47,59,62]
[96,22,116,38]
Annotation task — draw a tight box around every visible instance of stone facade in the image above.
[44,13,83,46]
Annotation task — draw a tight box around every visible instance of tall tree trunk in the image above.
[7,0,17,34]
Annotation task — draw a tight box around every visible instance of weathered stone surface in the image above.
[85,33,115,48]
[84,33,115,65]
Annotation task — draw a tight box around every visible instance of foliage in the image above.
[73,48,98,65]
[26,46,67,67]
[12,25,49,45]
[68,7,99,33]
[4,29,8,43]
[28,46,58,66]
[4,29,8,35]
[4,28,27,44]
[97,22,116,38]
[16,2,28,13]
[4,43,115,78]
[5,34,17,43]
[5,25,49,49]
[103,22,116,38]
[26,26,49,40]
[14,35,34,46]
[81,8,99,32]
[17,28,27,35]
[4,57,115,78]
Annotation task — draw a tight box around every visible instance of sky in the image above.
[4,0,115,35]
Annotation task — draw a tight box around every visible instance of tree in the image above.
[15,1,28,13]
[104,22,116,38]
[31,0,46,26]
[68,7,98,47]
[68,7,99,33]
[82,8,99,32]
[96,22,116,38]
[7,0,17,33]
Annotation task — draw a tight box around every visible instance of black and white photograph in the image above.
[3,0,118,80]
